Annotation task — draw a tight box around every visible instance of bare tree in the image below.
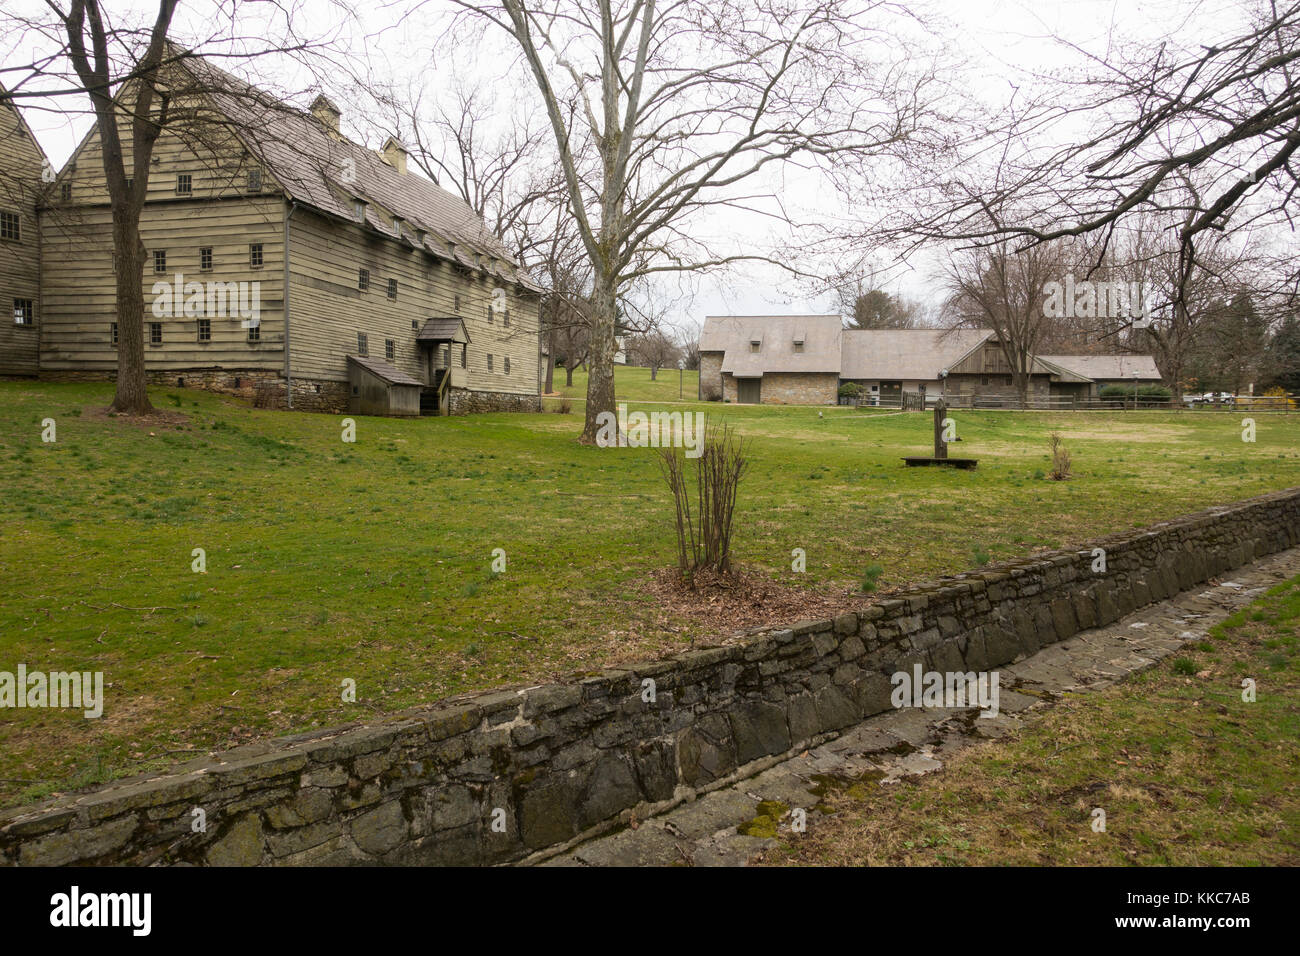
[439,0,951,443]
[906,1,1300,314]
[945,239,1072,408]
[26,0,182,415]
[625,328,680,379]
[1,1,340,415]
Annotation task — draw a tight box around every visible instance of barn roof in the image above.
[841,328,992,380]
[700,315,843,376]
[172,49,542,293]
[347,354,424,388]
[1039,354,1163,381]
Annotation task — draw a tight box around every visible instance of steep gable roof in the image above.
[841,328,992,380]
[700,314,843,376]
[0,81,51,206]
[170,49,541,292]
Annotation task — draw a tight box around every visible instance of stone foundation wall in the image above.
[3,487,1298,866]
[699,353,723,401]
[37,367,351,414]
[446,388,542,415]
[722,371,838,405]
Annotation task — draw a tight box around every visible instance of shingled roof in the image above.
[1040,354,1163,381]
[173,49,542,292]
[841,328,992,380]
[347,354,424,388]
[700,315,843,376]
[416,317,471,343]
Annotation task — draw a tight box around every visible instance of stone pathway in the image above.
[540,547,1300,867]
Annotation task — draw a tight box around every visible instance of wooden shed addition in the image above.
[346,354,423,417]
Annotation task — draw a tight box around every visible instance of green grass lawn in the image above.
[762,574,1300,866]
[2,380,1299,806]
[546,363,699,403]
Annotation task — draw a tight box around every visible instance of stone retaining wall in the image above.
[446,387,542,415]
[4,487,1298,866]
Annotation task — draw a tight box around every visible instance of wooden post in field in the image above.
[934,399,948,460]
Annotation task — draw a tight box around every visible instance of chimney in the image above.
[381,137,408,175]
[310,94,342,137]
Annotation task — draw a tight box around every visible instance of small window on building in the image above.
[247,323,260,342]
[250,243,263,268]
[454,294,461,312]
[504,309,510,327]
[59,183,72,202]
[411,319,420,331]
[486,304,493,325]
[387,278,397,300]
[460,344,467,368]
[149,322,163,346]
[385,339,395,361]
[176,174,192,195]
[200,247,213,271]
[13,299,34,326]
[154,250,167,274]
[358,268,370,292]
[487,353,494,372]
[504,356,511,374]
[749,339,761,353]
[197,318,211,342]
[247,169,263,192]
[357,331,368,356]
[1,211,21,241]
[110,322,118,345]
[793,341,804,353]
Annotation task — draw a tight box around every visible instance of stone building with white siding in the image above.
[699,315,1155,404]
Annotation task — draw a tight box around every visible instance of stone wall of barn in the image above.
[722,371,838,405]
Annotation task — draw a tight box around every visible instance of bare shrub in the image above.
[553,397,573,414]
[659,421,749,585]
[701,382,722,402]
[1048,432,1072,480]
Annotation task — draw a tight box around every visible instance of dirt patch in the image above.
[643,566,869,638]
[84,405,190,432]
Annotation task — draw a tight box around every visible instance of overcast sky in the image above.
[3,0,1263,331]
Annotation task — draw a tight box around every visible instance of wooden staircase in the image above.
[421,368,450,416]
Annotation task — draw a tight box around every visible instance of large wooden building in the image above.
[13,52,543,415]
[0,83,47,378]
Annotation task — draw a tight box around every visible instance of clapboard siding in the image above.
[288,208,539,395]
[53,88,269,209]
[30,66,542,405]
[0,91,46,375]
[40,198,285,372]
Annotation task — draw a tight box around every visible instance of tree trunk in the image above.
[564,363,574,387]
[110,206,153,415]
[581,270,618,443]
[543,336,555,394]
[649,363,658,381]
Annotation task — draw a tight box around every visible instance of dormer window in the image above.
[352,199,366,222]
[792,335,805,353]
[749,339,761,353]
